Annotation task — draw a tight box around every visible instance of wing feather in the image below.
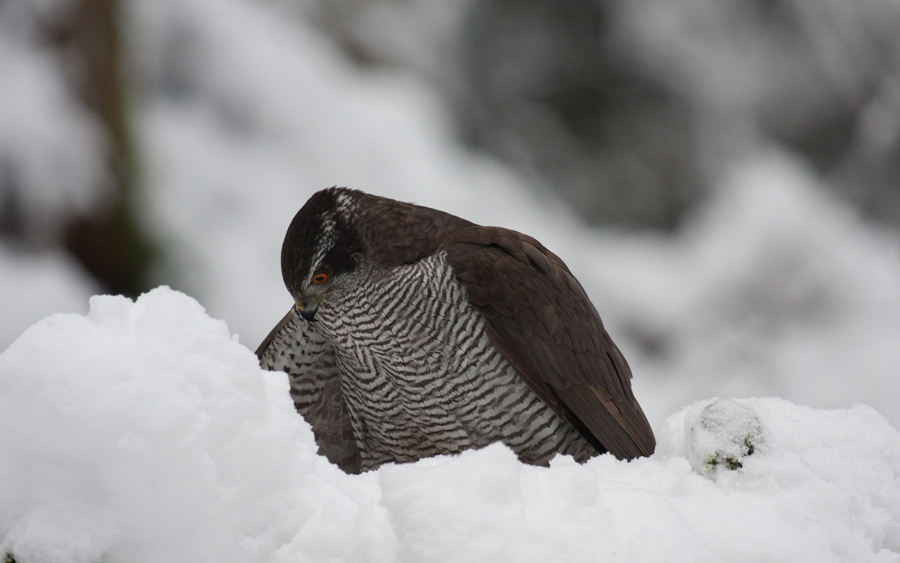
[442,226,656,460]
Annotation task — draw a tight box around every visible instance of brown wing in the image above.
[357,192,476,267]
[442,226,656,460]
[257,308,362,473]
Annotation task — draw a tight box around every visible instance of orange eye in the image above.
[312,273,328,284]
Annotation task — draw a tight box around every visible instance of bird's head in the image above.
[281,188,366,321]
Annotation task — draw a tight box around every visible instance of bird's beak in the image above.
[294,280,331,322]
[295,296,320,321]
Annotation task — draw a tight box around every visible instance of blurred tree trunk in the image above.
[56,0,155,298]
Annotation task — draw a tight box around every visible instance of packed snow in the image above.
[1,287,898,563]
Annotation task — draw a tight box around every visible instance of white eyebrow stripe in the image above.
[336,192,353,211]
[301,190,361,289]
[304,213,336,288]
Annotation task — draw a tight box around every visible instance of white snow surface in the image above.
[1,287,898,563]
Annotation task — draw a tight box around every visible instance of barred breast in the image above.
[313,252,597,471]
[258,309,362,473]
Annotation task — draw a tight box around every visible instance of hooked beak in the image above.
[294,279,332,322]
[295,297,319,321]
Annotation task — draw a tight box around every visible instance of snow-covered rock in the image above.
[682,398,762,478]
[1,287,898,562]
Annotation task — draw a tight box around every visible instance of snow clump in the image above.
[683,398,763,477]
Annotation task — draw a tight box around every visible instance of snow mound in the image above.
[1,287,898,562]
[0,288,391,563]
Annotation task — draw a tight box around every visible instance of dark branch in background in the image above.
[54,0,156,298]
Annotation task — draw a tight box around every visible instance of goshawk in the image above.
[257,188,655,473]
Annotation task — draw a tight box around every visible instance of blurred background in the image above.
[1,0,899,431]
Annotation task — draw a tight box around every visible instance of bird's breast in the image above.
[313,252,594,469]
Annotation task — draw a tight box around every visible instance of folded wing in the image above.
[442,226,656,460]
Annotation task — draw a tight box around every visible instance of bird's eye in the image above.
[312,273,328,284]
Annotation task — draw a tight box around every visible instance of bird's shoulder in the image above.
[356,195,476,267]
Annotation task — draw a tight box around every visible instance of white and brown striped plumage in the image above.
[257,187,655,473]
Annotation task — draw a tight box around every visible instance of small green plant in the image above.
[704,434,756,472]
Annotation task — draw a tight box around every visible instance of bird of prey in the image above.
[257,187,655,474]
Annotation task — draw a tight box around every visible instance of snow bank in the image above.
[383,397,900,562]
[0,288,391,563]
[1,287,898,562]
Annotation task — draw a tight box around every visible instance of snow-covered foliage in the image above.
[0,247,96,349]
[682,398,762,477]
[126,0,900,433]
[1,287,898,563]
[0,0,105,352]
[128,0,541,343]
[588,153,900,431]
[312,0,900,226]
[0,0,108,243]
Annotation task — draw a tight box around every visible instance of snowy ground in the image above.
[1,288,898,563]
